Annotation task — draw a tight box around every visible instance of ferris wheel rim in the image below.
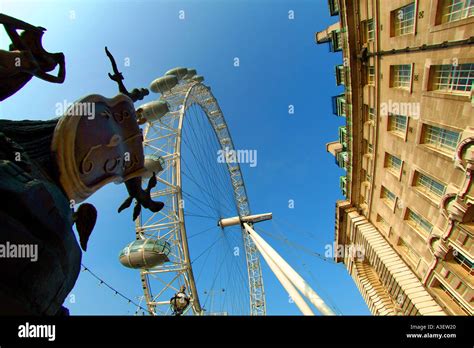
[138,79,265,315]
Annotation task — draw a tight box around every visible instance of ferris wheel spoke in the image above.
[195,104,236,206]
[199,127,238,214]
[183,107,236,213]
[182,190,222,218]
[182,115,216,191]
[181,167,221,216]
[181,136,222,213]
[193,233,226,289]
[222,230,249,313]
[186,115,247,310]
[182,174,235,223]
[191,233,225,266]
[182,185,235,221]
[135,79,264,316]
[190,105,225,188]
[224,229,249,286]
[184,213,217,220]
[220,237,245,313]
[201,244,229,312]
[188,225,216,240]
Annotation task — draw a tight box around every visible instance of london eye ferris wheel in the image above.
[118,67,334,316]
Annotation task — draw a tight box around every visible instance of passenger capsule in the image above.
[144,154,165,177]
[136,100,169,124]
[119,239,171,269]
[183,68,197,80]
[191,75,204,83]
[149,75,179,94]
[164,67,188,80]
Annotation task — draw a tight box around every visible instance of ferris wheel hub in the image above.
[218,212,273,228]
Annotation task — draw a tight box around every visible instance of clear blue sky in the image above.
[0,0,370,315]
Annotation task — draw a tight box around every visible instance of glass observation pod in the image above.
[119,239,171,269]
[165,67,189,79]
[191,75,205,83]
[136,100,170,124]
[220,137,231,145]
[149,75,179,94]
[183,69,197,80]
[144,154,165,177]
[148,67,198,96]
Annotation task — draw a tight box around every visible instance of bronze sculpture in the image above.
[0,14,65,101]
[0,14,164,315]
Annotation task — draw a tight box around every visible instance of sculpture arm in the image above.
[34,53,66,83]
[3,24,26,51]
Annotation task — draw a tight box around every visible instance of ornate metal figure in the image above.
[0,15,163,315]
[170,285,191,316]
[0,14,65,101]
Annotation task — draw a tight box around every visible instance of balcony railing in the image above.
[328,0,340,16]
[332,94,346,117]
[338,126,347,150]
[329,30,343,52]
[340,175,347,197]
[336,151,348,170]
[335,64,345,86]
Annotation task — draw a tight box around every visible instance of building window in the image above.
[422,124,460,153]
[377,214,391,235]
[385,153,402,175]
[388,114,407,136]
[431,64,473,95]
[398,238,420,266]
[369,107,375,121]
[453,250,474,275]
[414,171,447,199]
[435,279,471,315]
[368,66,375,85]
[392,3,416,36]
[391,64,412,89]
[381,186,396,208]
[454,223,473,249]
[366,172,372,182]
[406,209,433,235]
[368,143,374,154]
[367,19,375,41]
[439,0,474,23]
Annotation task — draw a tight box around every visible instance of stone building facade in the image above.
[318,0,473,315]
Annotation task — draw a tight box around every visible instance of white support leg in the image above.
[247,228,315,315]
[243,223,336,316]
